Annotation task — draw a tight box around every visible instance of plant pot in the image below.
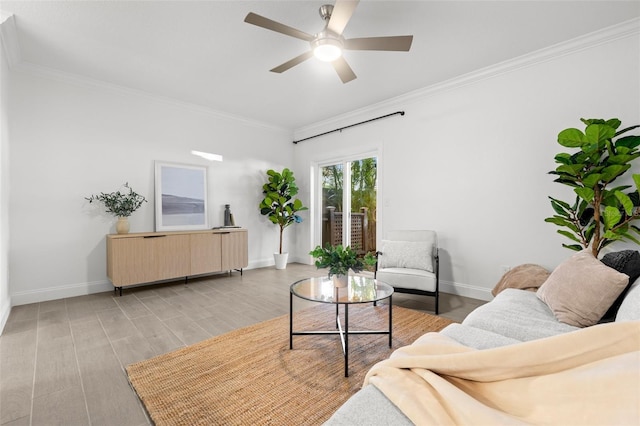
[333,273,348,288]
[274,252,289,270]
[116,217,130,234]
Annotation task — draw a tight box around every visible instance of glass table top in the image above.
[290,276,394,304]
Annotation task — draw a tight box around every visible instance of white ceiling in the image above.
[1,1,639,130]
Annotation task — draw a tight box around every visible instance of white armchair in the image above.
[374,230,439,314]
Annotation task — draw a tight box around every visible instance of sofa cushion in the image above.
[376,268,437,292]
[464,289,579,341]
[599,250,640,322]
[536,249,628,327]
[440,323,521,349]
[378,239,433,272]
[324,384,412,426]
[616,277,640,321]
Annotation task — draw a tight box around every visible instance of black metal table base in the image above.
[289,292,393,377]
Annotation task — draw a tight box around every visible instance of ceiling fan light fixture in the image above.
[312,36,343,62]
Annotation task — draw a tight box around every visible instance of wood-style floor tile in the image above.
[0,329,37,424]
[0,263,483,425]
[31,387,89,426]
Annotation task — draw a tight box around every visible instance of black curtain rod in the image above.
[292,111,405,144]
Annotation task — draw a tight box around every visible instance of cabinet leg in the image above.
[114,287,122,297]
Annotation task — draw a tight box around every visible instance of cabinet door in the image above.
[190,233,223,275]
[151,235,190,281]
[221,231,248,270]
[108,237,155,286]
[108,235,190,285]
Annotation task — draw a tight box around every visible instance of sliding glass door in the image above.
[319,156,377,255]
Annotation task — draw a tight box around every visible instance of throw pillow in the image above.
[378,240,433,272]
[599,250,640,322]
[491,264,550,296]
[536,249,629,327]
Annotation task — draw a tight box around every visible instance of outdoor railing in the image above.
[322,206,376,254]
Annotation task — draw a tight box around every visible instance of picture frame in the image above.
[154,161,209,231]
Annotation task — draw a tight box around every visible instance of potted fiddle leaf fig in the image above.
[309,244,376,286]
[86,182,147,234]
[545,118,640,256]
[259,168,307,269]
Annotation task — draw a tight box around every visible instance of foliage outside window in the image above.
[322,158,377,224]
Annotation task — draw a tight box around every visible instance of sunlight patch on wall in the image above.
[191,150,223,162]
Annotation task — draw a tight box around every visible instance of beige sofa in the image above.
[326,249,640,425]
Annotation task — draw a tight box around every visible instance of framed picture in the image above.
[155,161,209,231]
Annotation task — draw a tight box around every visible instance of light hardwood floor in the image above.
[0,263,485,426]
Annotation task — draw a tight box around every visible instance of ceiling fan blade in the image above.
[270,51,314,73]
[327,0,360,36]
[331,57,357,83]
[345,35,413,51]
[244,12,314,42]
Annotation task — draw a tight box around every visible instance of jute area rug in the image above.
[126,304,454,425]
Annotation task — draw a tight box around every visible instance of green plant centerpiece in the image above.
[259,168,307,268]
[545,118,640,257]
[309,244,377,286]
[86,182,147,234]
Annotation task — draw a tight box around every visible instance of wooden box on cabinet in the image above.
[107,228,248,293]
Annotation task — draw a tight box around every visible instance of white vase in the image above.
[333,273,348,288]
[274,252,289,270]
[116,217,130,234]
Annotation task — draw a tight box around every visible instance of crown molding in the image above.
[0,13,21,68]
[294,17,640,139]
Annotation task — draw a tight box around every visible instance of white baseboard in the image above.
[247,258,275,270]
[11,280,113,306]
[0,295,11,335]
[440,279,493,302]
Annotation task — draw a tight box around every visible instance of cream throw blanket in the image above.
[364,321,640,425]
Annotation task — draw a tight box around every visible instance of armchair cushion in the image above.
[376,268,437,293]
[378,240,434,272]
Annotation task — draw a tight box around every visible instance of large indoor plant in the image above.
[545,118,640,256]
[309,244,376,286]
[259,168,307,269]
[86,182,147,234]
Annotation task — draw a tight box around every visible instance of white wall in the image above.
[293,32,640,300]
[4,20,639,310]
[0,19,11,330]
[8,70,294,305]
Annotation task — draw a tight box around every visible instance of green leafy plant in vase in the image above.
[259,168,308,269]
[86,182,147,234]
[309,244,377,287]
[545,118,640,256]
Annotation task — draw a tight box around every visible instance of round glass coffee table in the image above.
[289,275,394,377]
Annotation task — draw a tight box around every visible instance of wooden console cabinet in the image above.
[107,228,248,294]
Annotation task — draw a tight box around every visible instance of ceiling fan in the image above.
[244,0,413,83]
